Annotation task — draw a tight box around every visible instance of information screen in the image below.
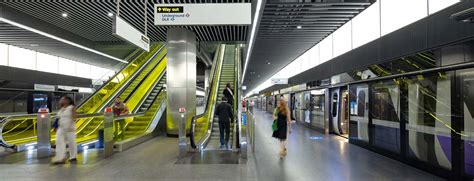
[32,93,48,113]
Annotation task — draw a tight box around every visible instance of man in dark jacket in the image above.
[215,96,234,149]
[222,83,234,107]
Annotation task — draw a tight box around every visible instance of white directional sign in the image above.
[113,16,150,52]
[271,78,288,85]
[154,4,251,25]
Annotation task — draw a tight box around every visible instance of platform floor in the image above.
[0,108,441,180]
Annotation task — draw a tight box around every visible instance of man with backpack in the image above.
[215,96,234,149]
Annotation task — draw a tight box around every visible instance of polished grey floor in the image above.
[0,108,441,180]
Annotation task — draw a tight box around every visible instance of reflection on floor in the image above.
[0,148,103,164]
[0,108,442,180]
[176,150,243,164]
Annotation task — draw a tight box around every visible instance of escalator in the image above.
[0,43,168,151]
[207,45,236,149]
[75,45,167,142]
[190,44,240,151]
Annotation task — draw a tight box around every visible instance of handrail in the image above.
[77,48,144,108]
[234,45,242,150]
[114,113,145,120]
[94,45,166,112]
[90,48,142,92]
[190,44,225,149]
[123,53,166,103]
[247,110,256,154]
[74,45,165,133]
[0,110,151,149]
[76,44,163,113]
[0,112,105,148]
[0,45,165,148]
[132,70,167,113]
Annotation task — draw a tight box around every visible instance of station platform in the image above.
[0,108,441,180]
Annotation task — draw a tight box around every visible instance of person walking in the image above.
[222,83,234,107]
[112,97,129,140]
[53,96,77,164]
[215,96,233,149]
[272,99,292,159]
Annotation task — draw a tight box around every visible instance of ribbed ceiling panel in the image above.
[1,0,250,42]
[244,0,372,92]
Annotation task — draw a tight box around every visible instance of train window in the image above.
[357,91,366,117]
[332,93,338,117]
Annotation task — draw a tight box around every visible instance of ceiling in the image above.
[0,0,251,70]
[1,0,250,42]
[0,21,132,68]
[243,0,373,94]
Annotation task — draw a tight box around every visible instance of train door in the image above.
[330,88,340,134]
[303,92,311,124]
[330,87,349,137]
[294,93,304,122]
[290,93,296,120]
[340,88,349,137]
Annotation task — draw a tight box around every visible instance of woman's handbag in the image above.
[272,108,279,131]
[52,118,59,129]
[272,119,278,131]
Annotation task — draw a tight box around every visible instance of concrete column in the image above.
[166,28,197,136]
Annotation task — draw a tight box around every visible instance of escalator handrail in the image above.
[76,48,144,108]
[92,45,166,113]
[73,45,166,133]
[0,112,104,148]
[113,113,145,120]
[89,48,142,97]
[132,70,167,113]
[0,46,165,148]
[190,45,224,149]
[233,45,241,149]
[123,52,167,104]
[76,44,162,111]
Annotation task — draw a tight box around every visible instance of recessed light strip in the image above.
[242,0,263,83]
[0,17,128,63]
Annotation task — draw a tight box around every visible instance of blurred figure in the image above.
[249,99,255,113]
[53,96,77,164]
[215,96,233,149]
[223,83,234,107]
[272,99,292,159]
[112,97,129,140]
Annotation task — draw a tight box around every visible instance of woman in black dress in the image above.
[272,99,292,159]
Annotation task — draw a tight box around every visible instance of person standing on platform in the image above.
[215,96,234,149]
[223,83,234,107]
[53,96,77,164]
[272,99,292,159]
[112,97,129,140]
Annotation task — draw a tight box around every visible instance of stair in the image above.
[206,45,236,150]
[123,74,167,139]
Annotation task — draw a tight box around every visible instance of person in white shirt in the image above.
[53,96,77,164]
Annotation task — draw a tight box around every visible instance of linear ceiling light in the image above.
[242,0,263,83]
[0,17,128,63]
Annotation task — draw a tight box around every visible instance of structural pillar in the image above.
[166,28,197,138]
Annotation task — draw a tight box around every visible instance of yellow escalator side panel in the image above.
[1,44,165,146]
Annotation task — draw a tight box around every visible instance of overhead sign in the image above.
[271,78,288,85]
[34,84,55,92]
[154,3,251,25]
[113,16,150,52]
